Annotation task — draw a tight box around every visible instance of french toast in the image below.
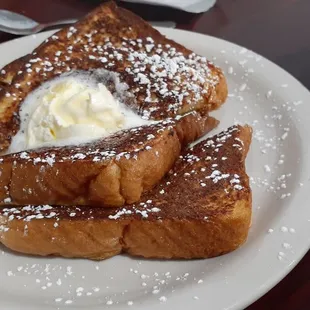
[0,1,228,208]
[0,125,252,260]
[0,111,218,207]
[0,1,227,152]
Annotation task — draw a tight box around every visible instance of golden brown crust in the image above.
[0,207,250,260]
[0,112,218,207]
[0,56,26,85]
[0,125,252,260]
[0,1,227,151]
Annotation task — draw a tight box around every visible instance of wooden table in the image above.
[0,0,309,308]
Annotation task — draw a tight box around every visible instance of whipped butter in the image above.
[9,73,149,153]
[27,79,125,148]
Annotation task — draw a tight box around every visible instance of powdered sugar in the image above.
[0,16,308,310]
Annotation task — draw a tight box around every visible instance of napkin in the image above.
[122,0,216,13]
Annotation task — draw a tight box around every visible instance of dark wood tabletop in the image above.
[0,0,309,309]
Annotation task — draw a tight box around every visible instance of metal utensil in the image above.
[0,9,175,36]
[0,10,77,35]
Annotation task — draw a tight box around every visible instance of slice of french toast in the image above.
[0,1,227,151]
[0,125,252,260]
[0,112,218,207]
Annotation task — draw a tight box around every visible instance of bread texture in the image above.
[0,56,27,86]
[0,112,218,207]
[0,125,252,260]
[0,1,227,151]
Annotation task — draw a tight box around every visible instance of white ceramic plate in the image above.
[0,28,310,310]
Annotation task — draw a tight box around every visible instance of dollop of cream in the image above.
[8,72,150,154]
[27,79,125,149]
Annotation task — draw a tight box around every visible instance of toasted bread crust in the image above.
[0,112,218,207]
[0,1,227,151]
[0,125,252,260]
[0,205,251,260]
[0,56,27,86]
